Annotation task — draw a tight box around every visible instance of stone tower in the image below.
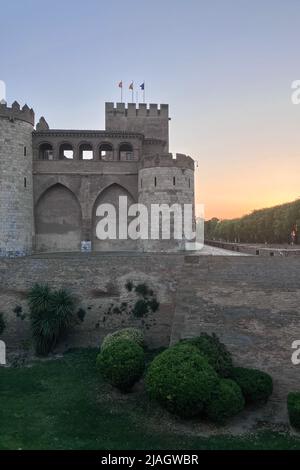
[138,153,195,252]
[105,102,170,152]
[0,101,34,256]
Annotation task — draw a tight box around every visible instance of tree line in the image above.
[205,199,300,244]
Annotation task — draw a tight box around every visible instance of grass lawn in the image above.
[0,348,299,450]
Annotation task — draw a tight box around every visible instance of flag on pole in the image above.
[140,82,145,103]
[118,81,123,102]
[129,81,134,103]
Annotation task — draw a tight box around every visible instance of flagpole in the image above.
[132,81,134,103]
[121,84,123,103]
[143,80,145,103]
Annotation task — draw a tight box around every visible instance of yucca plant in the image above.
[28,284,76,356]
[28,284,52,315]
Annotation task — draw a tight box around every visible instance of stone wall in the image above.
[1,253,300,420]
[0,253,182,351]
[32,130,143,161]
[32,154,195,253]
[33,160,139,250]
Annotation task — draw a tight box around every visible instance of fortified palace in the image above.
[0,100,194,256]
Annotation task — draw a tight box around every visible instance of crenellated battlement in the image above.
[0,100,35,126]
[106,102,169,118]
[141,153,194,171]
[105,102,169,152]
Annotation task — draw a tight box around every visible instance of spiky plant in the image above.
[50,289,75,335]
[28,284,76,356]
[28,283,52,315]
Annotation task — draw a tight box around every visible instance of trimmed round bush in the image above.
[145,344,219,418]
[96,339,145,391]
[179,333,233,377]
[231,367,273,404]
[101,328,144,351]
[205,378,245,424]
[287,392,300,430]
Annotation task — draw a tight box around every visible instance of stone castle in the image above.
[1,100,300,419]
[0,100,194,256]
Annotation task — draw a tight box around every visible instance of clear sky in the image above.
[1,0,300,219]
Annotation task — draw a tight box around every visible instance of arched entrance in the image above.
[35,184,82,252]
[92,183,137,251]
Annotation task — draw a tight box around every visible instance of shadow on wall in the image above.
[35,183,82,252]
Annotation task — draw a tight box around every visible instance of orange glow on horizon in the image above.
[200,196,299,221]
[194,168,300,221]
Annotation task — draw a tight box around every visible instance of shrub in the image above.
[179,333,233,377]
[132,299,149,318]
[145,344,219,418]
[97,339,145,391]
[205,378,245,424]
[231,367,273,404]
[28,284,76,356]
[101,328,144,351]
[28,284,52,315]
[135,283,151,297]
[287,392,300,430]
[0,313,6,335]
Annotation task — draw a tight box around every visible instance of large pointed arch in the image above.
[92,183,137,252]
[35,183,82,252]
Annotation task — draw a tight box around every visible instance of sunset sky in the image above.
[1,0,300,220]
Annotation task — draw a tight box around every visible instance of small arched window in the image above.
[79,143,93,160]
[119,143,134,161]
[99,143,113,161]
[59,143,74,160]
[39,143,53,161]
